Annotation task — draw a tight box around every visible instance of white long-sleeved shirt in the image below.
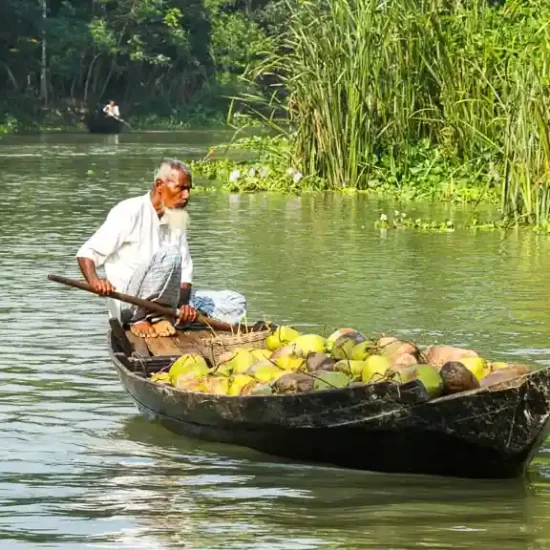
[103,104,120,117]
[76,192,193,319]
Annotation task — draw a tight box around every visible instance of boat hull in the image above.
[110,331,550,479]
[84,113,123,134]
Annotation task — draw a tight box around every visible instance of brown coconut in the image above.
[440,361,480,395]
[274,373,314,394]
[377,336,399,348]
[391,353,418,369]
[379,338,420,365]
[306,352,336,372]
[480,365,531,388]
[423,345,479,369]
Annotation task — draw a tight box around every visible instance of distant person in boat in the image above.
[76,159,247,338]
[103,100,120,119]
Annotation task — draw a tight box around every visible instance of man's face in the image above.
[158,169,192,209]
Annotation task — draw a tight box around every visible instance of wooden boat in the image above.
[84,110,123,134]
[108,320,550,479]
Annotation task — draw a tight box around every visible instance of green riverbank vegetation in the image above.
[229,0,550,225]
[0,0,280,132]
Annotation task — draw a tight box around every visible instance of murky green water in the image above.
[3,131,550,549]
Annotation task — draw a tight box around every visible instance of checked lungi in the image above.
[118,246,247,326]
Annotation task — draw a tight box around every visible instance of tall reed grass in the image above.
[240,0,550,224]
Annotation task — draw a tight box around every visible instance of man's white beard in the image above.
[162,207,190,233]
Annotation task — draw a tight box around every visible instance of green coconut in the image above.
[351,341,374,361]
[458,357,489,381]
[326,328,359,351]
[265,325,301,351]
[361,355,391,384]
[248,362,285,383]
[251,348,272,362]
[203,376,231,395]
[275,354,305,371]
[169,354,209,384]
[313,371,352,391]
[415,365,444,399]
[250,383,273,395]
[334,359,366,378]
[331,332,367,361]
[290,334,327,357]
[215,348,256,376]
[150,371,171,384]
[271,345,305,371]
[229,374,256,396]
[230,348,257,374]
[386,365,420,384]
[212,362,233,377]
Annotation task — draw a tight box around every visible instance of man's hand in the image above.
[90,277,115,296]
[177,305,198,325]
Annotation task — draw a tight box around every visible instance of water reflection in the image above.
[65,418,539,549]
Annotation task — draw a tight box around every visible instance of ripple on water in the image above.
[2,132,550,548]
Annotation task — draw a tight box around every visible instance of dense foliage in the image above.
[0,0,277,129]
[239,0,550,224]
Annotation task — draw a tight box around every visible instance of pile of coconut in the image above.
[148,326,531,398]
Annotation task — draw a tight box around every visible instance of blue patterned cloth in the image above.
[190,289,248,325]
[118,245,247,326]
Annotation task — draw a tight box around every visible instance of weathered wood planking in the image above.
[125,329,233,357]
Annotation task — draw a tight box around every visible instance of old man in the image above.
[76,158,247,337]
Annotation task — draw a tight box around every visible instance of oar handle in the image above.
[48,274,238,333]
[113,115,132,129]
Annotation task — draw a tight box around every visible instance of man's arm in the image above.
[179,283,192,306]
[78,257,114,295]
[76,202,134,293]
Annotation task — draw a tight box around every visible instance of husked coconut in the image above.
[305,352,335,372]
[274,373,314,394]
[423,345,479,369]
[377,336,399,348]
[392,353,418,368]
[440,361,479,394]
[480,365,531,387]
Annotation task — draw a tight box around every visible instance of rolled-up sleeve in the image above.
[76,204,133,267]
[180,235,193,284]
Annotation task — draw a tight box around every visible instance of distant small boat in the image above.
[84,111,124,134]
[108,319,550,480]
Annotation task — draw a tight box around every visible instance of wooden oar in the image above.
[48,274,240,334]
[104,111,133,130]
[112,115,133,130]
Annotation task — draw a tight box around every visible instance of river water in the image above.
[2,131,550,549]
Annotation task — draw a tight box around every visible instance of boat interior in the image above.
[109,319,255,377]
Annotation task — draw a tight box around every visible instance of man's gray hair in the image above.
[154,158,192,183]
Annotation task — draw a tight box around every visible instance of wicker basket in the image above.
[196,329,272,365]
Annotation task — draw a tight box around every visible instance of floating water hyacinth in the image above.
[229,169,241,182]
